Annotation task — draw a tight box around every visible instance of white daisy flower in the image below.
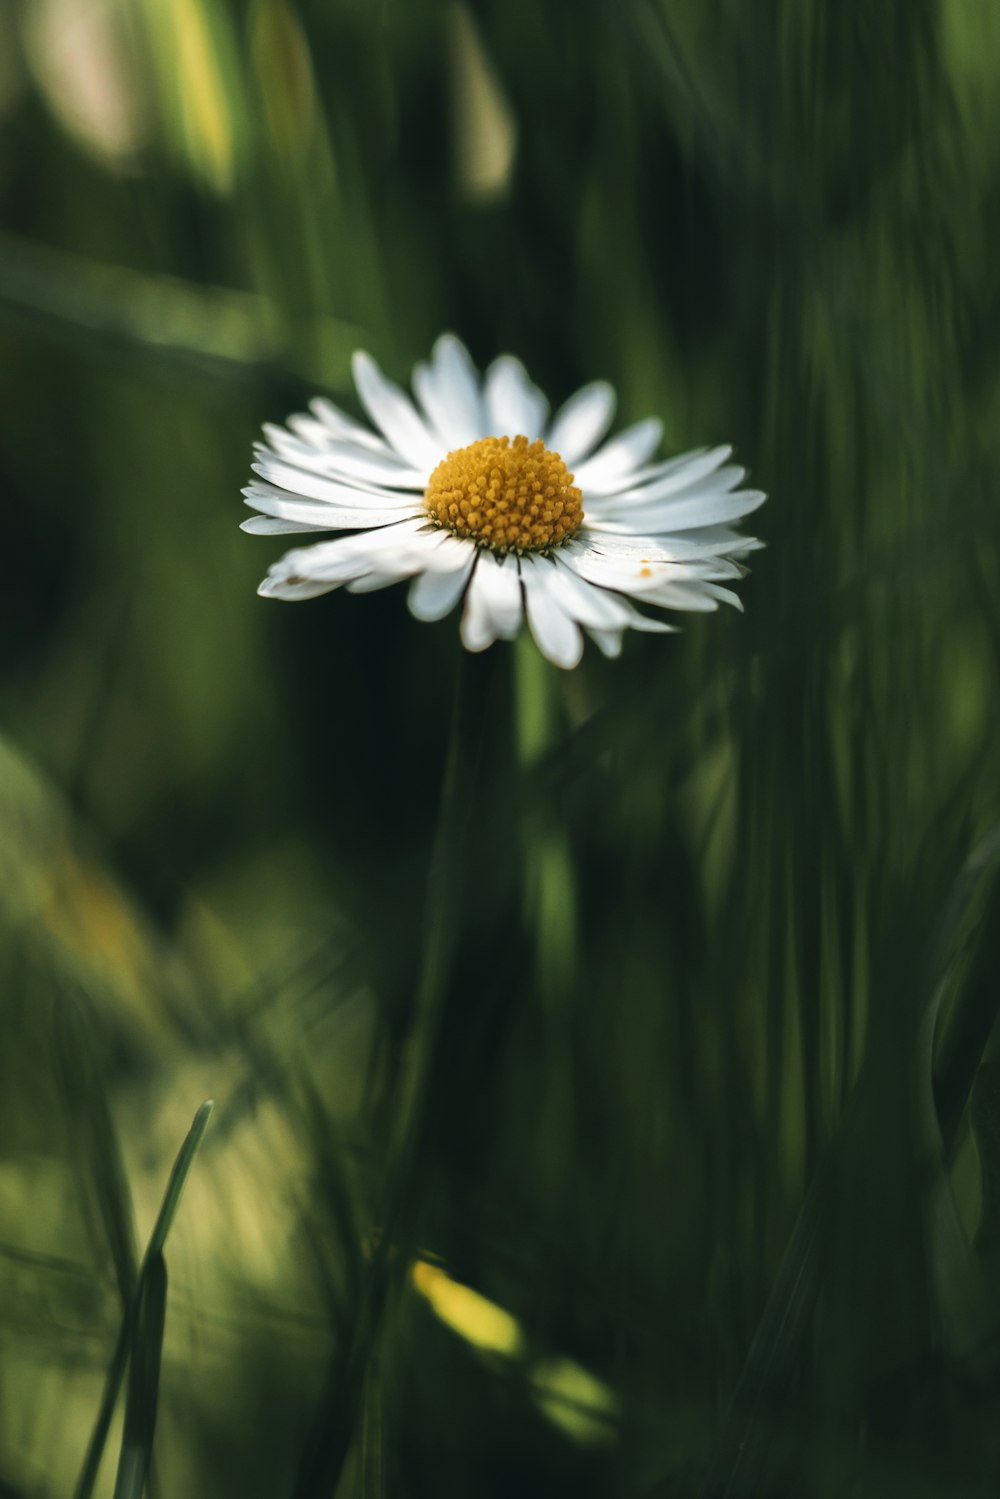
[242,334,764,669]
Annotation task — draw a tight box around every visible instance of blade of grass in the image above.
[143,1100,214,1258]
[74,1101,213,1499]
[933,833,1000,1154]
[73,1317,133,1499]
[358,1357,387,1499]
[699,1175,830,1499]
[0,230,360,387]
[972,1062,1000,1279]
[701,824,1000,1497]
[112,1254,167,1499]
[54,990,138,1307]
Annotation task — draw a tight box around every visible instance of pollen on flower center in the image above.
[424,435,584,554]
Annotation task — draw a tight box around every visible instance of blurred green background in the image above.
[2,1,1000,1495]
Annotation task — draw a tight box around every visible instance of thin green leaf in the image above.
[145,1099,214,1259]
[53,991,138,1308]
[74,1103,213,1499]
[112,1254,167,1499]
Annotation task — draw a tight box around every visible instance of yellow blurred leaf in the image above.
[411,1259,526,1360]
[529,1356,619,1447]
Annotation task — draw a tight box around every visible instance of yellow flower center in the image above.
[424,435,584,554]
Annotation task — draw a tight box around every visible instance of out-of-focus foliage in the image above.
[2,1,1000,1495]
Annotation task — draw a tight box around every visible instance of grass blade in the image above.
[144,1099,214,1258]
[112,1254,167,1499]
[74,1102,213,1499]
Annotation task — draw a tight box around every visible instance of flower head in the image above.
[242,335,764,668]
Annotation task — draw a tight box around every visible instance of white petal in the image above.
[319,520,439,575]
[644,556,745,582]
[658,461,746,498]
[580,524,761,562]
[670,527,764,557]
[606,463,746,507]
[460,552,523,651]
[719,534,764,556]
[244,484,420,531]
[263,437,425,490]
[346,560,428,593]
[409,552,476,621]
[417,531,482,573]
[437,336,488,432]
[623,610,678,634]
[413,364,453,449]
[308,396,394,452]
[592,488,766,535]
[562,543,718,620]
[574,418,663,494]
[240,515,331,535]
[705,582,744,611]
[569,538,734,597]
[562,545,683,597]
[587,628,624,659]
[521,558,584,669]
[550,554,678,633]
[265,520,434,585]
[259,576,338,601]
[413,334,486,448]
[546,382,616,466]
[638,583,720,612]
[640,579,743,613]
[251,458,410,507]
[352,350,444,471]
[484,355,549,439]
[572,531,717,566]
[266,418,385,463]
[622,445,734,496]
[258,432,410,496]
[289,427,424,486]
[548,558,635,629]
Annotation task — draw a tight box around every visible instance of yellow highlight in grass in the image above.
[410,1260,526,1359]
[410,1258,620,1447]
[249,0,317,154]
[173,0,235,191]
[529,1357,620,1447]
[448,2,517,201]
[143,0,241,193]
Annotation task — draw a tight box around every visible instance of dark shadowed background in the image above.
[2,2,1000,1496]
